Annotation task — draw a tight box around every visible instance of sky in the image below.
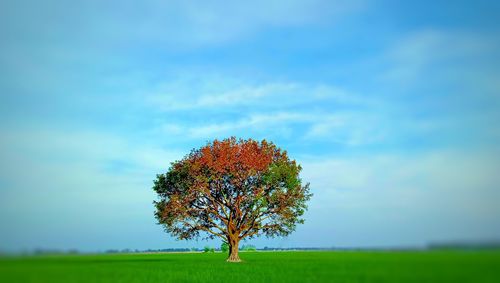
[1,0,499,252]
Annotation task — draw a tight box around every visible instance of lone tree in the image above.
[153,137,312,262]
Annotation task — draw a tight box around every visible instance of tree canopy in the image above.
[153,137,311,262]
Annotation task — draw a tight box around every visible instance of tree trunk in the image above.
[227,237,241,262]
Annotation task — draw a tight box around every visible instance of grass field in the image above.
[1,251,499,283]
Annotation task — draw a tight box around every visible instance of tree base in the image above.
[226,255,242,263]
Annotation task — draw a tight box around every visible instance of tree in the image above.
[153,137,312,262]
[221,242,229,253]
[203,246,211,253]
[241,244,256,252]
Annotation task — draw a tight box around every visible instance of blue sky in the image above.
[1,0,499,252]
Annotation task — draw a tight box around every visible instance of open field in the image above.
[1,251,500,283]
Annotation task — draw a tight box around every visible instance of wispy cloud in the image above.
[0,0,367,48]
[380,29,500,87]
[145,74,389,145]
[185,112,312,139]
[148,76,362,111]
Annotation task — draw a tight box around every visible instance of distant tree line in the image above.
[9,241,500,256]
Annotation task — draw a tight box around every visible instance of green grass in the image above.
[1,251,500,283]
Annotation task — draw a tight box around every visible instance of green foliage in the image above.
[1,251,500,283]
[203,246,211,253]
[221,242,229,253]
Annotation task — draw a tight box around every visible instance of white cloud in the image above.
[186,112,312,138]
[159,110,389,147]
[380,29,499,85]
[147,75,389,145]
[0,126,185,251]
[149,75,387,146]
[297,149,500,246]
[148,75,360,111]
[150,81,297,111]
[0,127,184,202]
[158,109,387,147]
[1,128,181,172]
[303,112,387,146]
